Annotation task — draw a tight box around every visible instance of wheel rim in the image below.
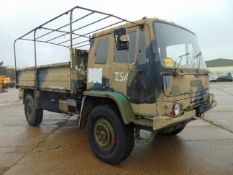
[94,118,115,151]
[26,103,33,121]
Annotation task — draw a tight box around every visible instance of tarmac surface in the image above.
[0,83,233,175]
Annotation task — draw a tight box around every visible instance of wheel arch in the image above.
[78,91,135,129]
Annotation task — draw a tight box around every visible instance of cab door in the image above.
[87,35,111,90]
[108,27,139,113]
[127,25,158,116]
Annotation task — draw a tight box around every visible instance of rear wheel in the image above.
[24,95,43,126]
[160,124,186,136]
[87,106,134,164]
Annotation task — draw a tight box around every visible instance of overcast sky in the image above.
[0,0,232,68]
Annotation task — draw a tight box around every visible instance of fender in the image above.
[82,90,135,124]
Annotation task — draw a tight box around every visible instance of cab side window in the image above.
[114,31,136,64]
[95,38,109,64]
[114,47,127,63]
[138,28,147,64]
[128,31,136,64]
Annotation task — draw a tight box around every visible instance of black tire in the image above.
[24,95,43,126]
[87,106,134,164]
[160,124,186,136]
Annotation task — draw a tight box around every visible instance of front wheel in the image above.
[24,95,43,126]
[87,106,134,164]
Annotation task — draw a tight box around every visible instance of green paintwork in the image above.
[84,90,135,124]
[203,92,210,104]
[133,118,153,128]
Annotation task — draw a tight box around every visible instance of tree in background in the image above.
[0,61,15,80]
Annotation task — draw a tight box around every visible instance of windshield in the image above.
[154,22,207,69]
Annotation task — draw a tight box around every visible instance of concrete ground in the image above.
[0,84,233,175]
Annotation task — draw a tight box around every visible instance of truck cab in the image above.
[85,18,215,128]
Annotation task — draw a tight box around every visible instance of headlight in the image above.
[173,103,181,116]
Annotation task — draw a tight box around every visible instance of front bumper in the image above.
[133,94,217,131]
[153,110,195,130]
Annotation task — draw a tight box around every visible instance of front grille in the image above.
[191,89,206,108]
[191,95,204,108]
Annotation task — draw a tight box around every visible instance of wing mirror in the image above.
[114,28,129,50]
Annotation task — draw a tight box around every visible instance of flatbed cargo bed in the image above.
[16,62,71,93]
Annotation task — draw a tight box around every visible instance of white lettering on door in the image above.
[115,72,128,82]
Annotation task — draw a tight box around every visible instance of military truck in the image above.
[14,6,216,164]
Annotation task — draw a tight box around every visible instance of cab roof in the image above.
[94,17,195,38]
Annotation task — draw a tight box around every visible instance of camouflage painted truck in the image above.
[14,6,216,164]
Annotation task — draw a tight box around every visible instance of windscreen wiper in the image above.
[193,52,202,70]
[173,52,191,71]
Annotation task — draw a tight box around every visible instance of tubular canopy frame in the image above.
[13,6,134,70]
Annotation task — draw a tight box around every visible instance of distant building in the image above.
[206,58,233,77]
